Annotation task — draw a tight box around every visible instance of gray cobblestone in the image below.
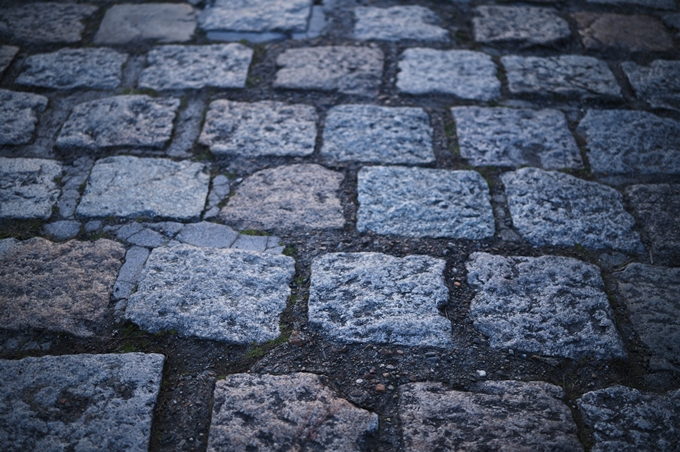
[473,6,570,47]
[176,222,238,248]
[114,246,150,301]
[0,45,18,75]
[622,60,680,111]
[42,220,81,241]
[95,3,196,45]
[0,157,61,220]
[573,13,674,53]
[354,6,448,42]
[0,90,48,146]
[587,0,677,9]
[0,3,97,44]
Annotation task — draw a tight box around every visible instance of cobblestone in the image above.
[114,246,150,301]
[0,45,18,75]
[622,60,680,110]
[587,0,678,9]
[573,13,674,53]
[42,220,81,241]
[95,3,196,45]
[354,6,448,42]
[0,3,97,44]
[0,157,61,220]
[473,6,570,47]
[175,222,239,248]
[0,90,48,145]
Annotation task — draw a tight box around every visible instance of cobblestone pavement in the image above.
[1,0,679,450]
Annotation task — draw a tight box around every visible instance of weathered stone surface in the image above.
[0,3,97,44]
[208,373,378,451]
[577,110,680,176]
[573,13,674,53]
[622,60,680,110]
[309,252,452,347]
[176,222,239,248]
[354,6,448,42]
[230,234,270,252]
[114,246,150,301]
[0,157,61,220]
[42,220,81,240]
[578,386,680,452]
[587,0,677,9]
[274,46,383,96]
[0,89,48,145]
[357,166,494,239]
[0,45,18,75]
[126,245,295,343]
[502,168,643,253]
[0,238,125,337]
[321,105,434,164]
[138,44,253,90]
[452,107,582,169]
[95,3,196,45]
[502,55,621,98]
[467,252,626,359]
[126,228,165,248]
[200,0,312,36]
[473,6,570,46]
[77,156,209,221]
[221,164,344,232]
[397,49,500,100]
[0,353,164,452]
[16,48,127,90]
[400,381,583,451]
[626,185,680,263]
[199,100,317,157]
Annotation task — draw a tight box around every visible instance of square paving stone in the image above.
[0,238,125,337]
[274,46,384,96]
[0,89,48,145]
[573,13,674,53]
[76,156,209,220]
[0,3,97,44]
[354,6,448,42]
[467,252,626,359]
[95,3,196,45]
[577,110,680,176]
[501,167,643,253]
[16,48,128,90]
[502,55,622,98]
[622,60,680,111]
[357,166,495,239]
[0,45,18,75]
[126,245,295,343]
[56,95,179,150]
[0,353,164,452]
[308,252,452,347]
[220,164,345,232]
[400,381,583,451]
[452,107,582,169]
[199,100,317,157]
[473,6,570,47]
[0,157,61,220]
[587,0,678,9]
[397,48,500,101]
[138,44,252,90]
[321,105,434,164]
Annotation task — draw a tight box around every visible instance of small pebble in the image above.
[376,384,386,393]
[356,378,364,384]
[476,370,487,377]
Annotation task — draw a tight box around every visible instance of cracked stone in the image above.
[230,234,270,252]
[113,246,150,301]
[176,222,239,248]
[0,45,18,75]
[622,60,680,111]
[473,6,570,47]
[42,220,81,241]
[354,6,448,42]
[0,89,48,146]
[0,157,61,220]
[0,3,97,44]
[126,228,166,248]
[573,13,674,53]
[95,3,196,45]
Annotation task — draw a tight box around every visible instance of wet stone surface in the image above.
[573,13,674,53]
[622,60,680,110]
[0,45,18,75]
[0,3,97,44]
[0,89,48,146]
[0,157,61,220]
[473,6,570,47]
[95,3,196,45]
[354,6,448,42]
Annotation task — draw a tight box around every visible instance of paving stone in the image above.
[357,166,494,239]
[138,44,252,90]
[126,228,166,248]
[114,246,150,301]
[116,222,145,241]
[0,89,48,145]
[208,373,378,451]
[0,353,164,452]
[42,220,81,241]
[126,245,295,343]
[573,13,674,53]
[0,3,97,44]
[466,252,626,359]
[274,46,383,96]
[587,0,678,9]
[0,45,18,75]
[473,6,570,47]
[622,60,680,110]
[321,105,434,164]
[16,48,127,90]
[221,164,344,232]
[0,238,18,258]
[502,55,621,98]
[452,106,582,169]
[230,234,270,252]
[55,157,93,219]
[176,222,239,248]
[0,238,125,337]
[199,100,317,157]
[0,157,61,220]
[400,380,583,451]
[578,386,680,452]
[577,110,680,176]
[354,6,448,42]
[95,3,196,45]
[397,49,500,100]
[308,252,452,347]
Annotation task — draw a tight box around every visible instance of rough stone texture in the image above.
[578,386,680,452]
[0,3,97,44]
[200,0,312,35]
[220,164,345,232]
[16,48,128,90]
[397,48,500,101]
[42,220,81,241]
[587,0,678,9]
[208,373,378,451]
[0,238,125,337]
[95,3,196,45]
[577,110,680,176]
[622,60,680,111]
[573,13,674,53]
[473,6,570,47]
[138,44,253,90]
[308,252,452,347]
[176,222,239,248]
[274,46,383,96]
[0,89,48,146]
[400,381,583,451]
[502,55,621,98]
[55,157,93,219]
[354,6,448,42]
[321,105,434,164]
[357,166,494,239]
[126,245,295,343]
[114,246,150,301]
[0,157,61,220]
[502,168,643,253]
[76,156,209,221]
[467,252,626,359]
[0,45,18,75]
[199,100,317,157]
[613,264,680,372]
[452,107,582,169]
[665,13,680,38]
[0,353,164,452]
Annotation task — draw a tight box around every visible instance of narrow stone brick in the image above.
[95,3,196,45]
[354,6,448,42]
[573,13,674,53]
[0,3,97,44]
[473,6,570,47]
[622,60,680,111]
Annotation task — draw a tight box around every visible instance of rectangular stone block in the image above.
[0,157,61,220]
[0,3,97,44]
[0,89,48,145]
[95,3,196,45]
[354,6,448,42]
[200,0,312,37]
[473,6,570,47]
[573,13,674,53]
[622,60,680,111]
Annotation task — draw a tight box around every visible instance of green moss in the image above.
[240,228,270,236]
